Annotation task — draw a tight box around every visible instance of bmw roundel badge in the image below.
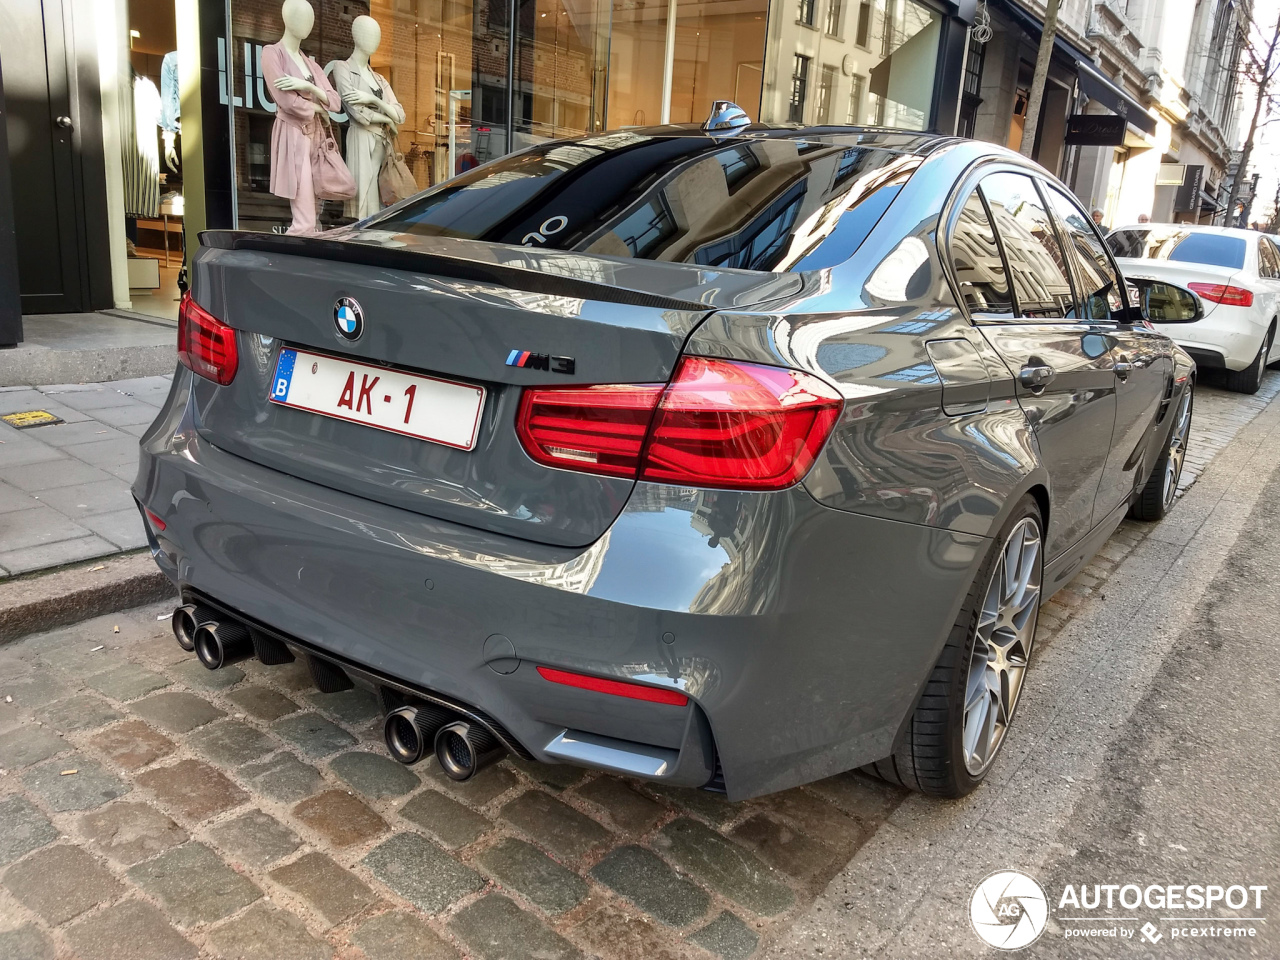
[334,297,364,341]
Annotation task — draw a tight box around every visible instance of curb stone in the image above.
[0,552,176,644]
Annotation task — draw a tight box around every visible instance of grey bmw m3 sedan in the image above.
[136,112,1201,800]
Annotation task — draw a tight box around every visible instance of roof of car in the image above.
[599,122,960,156]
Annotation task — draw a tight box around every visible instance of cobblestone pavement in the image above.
[0,378,174,577]
[0,375,1273,960]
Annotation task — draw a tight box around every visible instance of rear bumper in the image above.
[135,372,987,799]
[1154,305,1269,371]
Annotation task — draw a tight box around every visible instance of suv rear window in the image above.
[1107,228,1247,269]
[367,131,929,273]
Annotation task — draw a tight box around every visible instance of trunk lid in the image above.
[188,229,800,547]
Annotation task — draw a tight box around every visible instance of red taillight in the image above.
[536,665,689,706]
[515,358,843,490]
[641,357,843,489]
[1187,282,1253,307]
[516,382,666,478]
[178,291,239,385]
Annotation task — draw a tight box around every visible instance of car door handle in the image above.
[1114,356,1133,381]
[1018,363,1055,392]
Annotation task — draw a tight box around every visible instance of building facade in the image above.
[0,0,1249,343]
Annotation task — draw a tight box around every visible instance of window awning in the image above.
[1075,61,1158,136]
[989,0,1158,136]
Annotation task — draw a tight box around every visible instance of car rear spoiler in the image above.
[199,230,711,311]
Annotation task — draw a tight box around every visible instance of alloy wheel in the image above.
[1162,391,1192,509]
[962,517,1042,776]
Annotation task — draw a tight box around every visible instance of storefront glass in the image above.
[216,0,941,234]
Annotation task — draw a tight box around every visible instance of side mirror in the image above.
[1126,277,1203,324]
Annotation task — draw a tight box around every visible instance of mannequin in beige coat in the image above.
[331,17,405,220]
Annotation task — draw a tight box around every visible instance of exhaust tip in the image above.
[193,620,254,670]
[384,707,427,765]
[171,604,208,652]
[434,720,504,781]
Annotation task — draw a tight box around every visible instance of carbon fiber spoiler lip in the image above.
[199,229,796,312]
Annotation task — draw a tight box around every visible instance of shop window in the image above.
[979,172,1075,320]
[790,55,811,122]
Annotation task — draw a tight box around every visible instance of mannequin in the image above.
[260,0,342,235]
[331,16,405,219]
[159,51,180,172]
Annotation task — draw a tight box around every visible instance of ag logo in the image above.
[334,297,364,341]
[970,870,1049,950]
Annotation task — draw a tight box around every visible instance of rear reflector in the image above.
[178,291,239,385]
[515,357,842,490]
[536,666,689,706]
[143,508,166,532]
[1187,282,1254,307]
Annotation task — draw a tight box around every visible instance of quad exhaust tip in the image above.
[383,706,506,779]
[193,620,255,670]
[171,603,216,653]
[435,720,505,782]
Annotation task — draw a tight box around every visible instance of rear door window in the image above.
[979,172,1076,319]
[1042,183,1125,320]
[1258,238,1280,278]
[949,189,1014,318]
[368,133,928,272]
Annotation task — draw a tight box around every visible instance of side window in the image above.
[949,189,1014,318]
[978,172,1075,320]
[1042,183,1125,320]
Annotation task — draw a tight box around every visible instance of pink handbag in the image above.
[311,114,357,201]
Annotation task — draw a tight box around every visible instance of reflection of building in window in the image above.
[826,0,844,37]
[612,197,678,257]
[951,192,1012,315]
[818,64,838,123]
[981,177,1074,319]
[767,0,938,131]
[790,55,811,122]
[847,74,866,124]
[693,182,807,269]
[716,146,762,192]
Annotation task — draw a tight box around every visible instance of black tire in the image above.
[868,495,1044,798]
[1224,329,1272,394]
[1129,387,1193,522]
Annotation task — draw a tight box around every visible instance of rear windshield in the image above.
[366,131,928,273]
[1107,228,1247,269]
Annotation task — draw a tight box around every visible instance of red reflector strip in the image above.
[143,508,166,531]
[536,666,689,706]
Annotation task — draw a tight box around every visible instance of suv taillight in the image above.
[516,357,843,491]
[1187,282,1254,307]
[178,291,239,385]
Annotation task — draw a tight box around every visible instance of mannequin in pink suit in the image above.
[261,0,341,235]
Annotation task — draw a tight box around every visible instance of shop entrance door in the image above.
[3,0,89,314]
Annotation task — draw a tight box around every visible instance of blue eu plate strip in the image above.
[271,348,297,401]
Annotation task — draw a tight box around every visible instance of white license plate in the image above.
[269,348,485,450]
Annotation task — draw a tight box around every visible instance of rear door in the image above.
[1041,182,1169,517]
[962,170,1118,559]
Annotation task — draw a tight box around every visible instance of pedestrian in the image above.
[1092,209,1106,228]
[1138,213,1150,223]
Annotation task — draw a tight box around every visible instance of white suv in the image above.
[1107,224,1280,393]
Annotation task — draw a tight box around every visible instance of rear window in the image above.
[1107,228,1246,269]
[366,131,927,273]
